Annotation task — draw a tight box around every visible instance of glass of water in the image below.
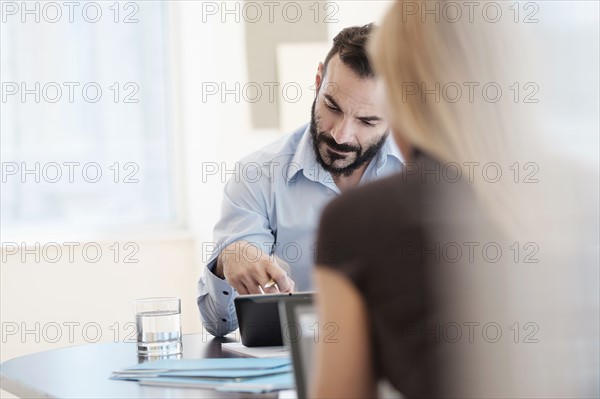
[134,297,182,356]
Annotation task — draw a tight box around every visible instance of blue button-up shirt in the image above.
[197,123,403,336]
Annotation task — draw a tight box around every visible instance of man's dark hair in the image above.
[323,23,376,79]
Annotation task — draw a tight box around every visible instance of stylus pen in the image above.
[264,278,277,289]
[263,254,290,289]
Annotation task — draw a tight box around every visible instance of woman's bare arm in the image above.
[310,266,377,398]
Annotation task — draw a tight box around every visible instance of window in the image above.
[1,1,176,232]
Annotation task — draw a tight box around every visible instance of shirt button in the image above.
[222,291,229,295]
[221,319,227,322]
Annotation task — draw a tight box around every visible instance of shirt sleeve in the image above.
[197,161,275,337]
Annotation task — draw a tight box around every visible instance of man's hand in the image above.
[214,241,295,295]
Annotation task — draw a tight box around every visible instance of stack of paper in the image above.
[111,358,294,393]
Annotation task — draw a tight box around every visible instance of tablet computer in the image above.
[234,292,314,347]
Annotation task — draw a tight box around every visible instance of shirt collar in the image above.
[287,124,318,182]
[287,124,403,182]
[377,134,404,169]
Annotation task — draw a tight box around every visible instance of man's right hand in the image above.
[214,241,295,295]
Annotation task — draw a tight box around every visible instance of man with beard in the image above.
[197,24,402,337]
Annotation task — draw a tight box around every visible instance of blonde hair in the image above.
[370,0,535,235]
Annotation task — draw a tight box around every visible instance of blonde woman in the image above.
[311,1,597,398]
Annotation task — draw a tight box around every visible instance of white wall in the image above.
[0,235,200,363]
[325,0,393,41]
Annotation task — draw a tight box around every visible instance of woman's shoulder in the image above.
[320,150,475,236]
[318,170,423,245]
[323,153,437,221]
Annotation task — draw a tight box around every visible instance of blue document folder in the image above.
[111,357,294,392]
[138,372,294,393]
[113,357,290,374]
